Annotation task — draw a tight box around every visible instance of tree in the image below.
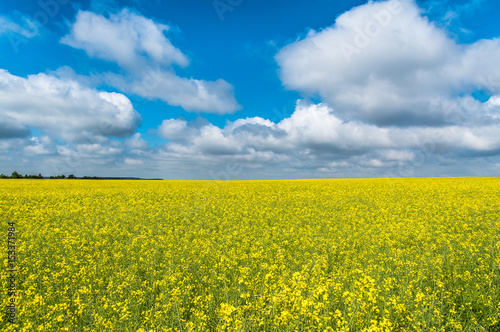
[68,174,76,179]
[11,171,23,179]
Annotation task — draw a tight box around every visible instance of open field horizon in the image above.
[3,175,500,181]
[2,0,500,330]
[2,177,499,331]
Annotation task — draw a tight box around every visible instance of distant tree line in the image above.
[0,171,103,179]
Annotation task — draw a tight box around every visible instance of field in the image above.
[1,178,500,331]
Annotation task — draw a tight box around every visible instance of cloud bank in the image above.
[157,101,500,165]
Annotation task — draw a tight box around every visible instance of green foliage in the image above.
[49,175,67,179]
[10,171,23,179]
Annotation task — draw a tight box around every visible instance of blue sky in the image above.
[1,0,500,179]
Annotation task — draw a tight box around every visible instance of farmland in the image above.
[1,178,500,331]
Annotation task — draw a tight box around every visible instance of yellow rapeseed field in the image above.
[1,178,500,331]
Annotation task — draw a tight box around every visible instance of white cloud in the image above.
[0,69,141,142]
[278,103,393,152]
[276,0,500,126]
[106,70,241,114]
[158,119,191,141]
[157,102,500,162]
[61,9,187,69]
[62,9,241,114]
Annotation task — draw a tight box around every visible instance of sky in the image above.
[0,0,500,180]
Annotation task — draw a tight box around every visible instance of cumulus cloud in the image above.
[158,118,192,142]
[62,9,241,114]
[276,0,500,126]
[157,102,500,164]
[61,9,188,69]
[0,69,141,142]
[105,69,240,114]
